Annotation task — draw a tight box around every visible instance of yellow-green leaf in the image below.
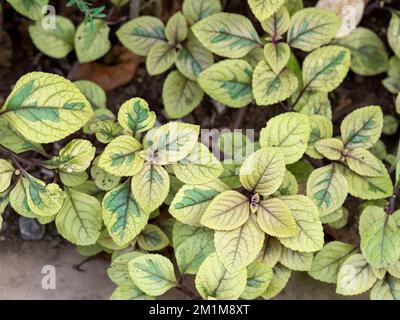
[192,13,261,58]
[195,253,247,300]
[314,138,343,161]
[169,180,228,226]
[198,59,254,108]
[163,70,204,119]
[98,135,143,177]
[91,120,123,144]
[75,19,111,63]
[287,8,341,51]
[308,241,357,284]
[56,188,102,245]
[146,42,176,76]
[261,263,291,299]
[336,254,377,296]
[117,98,156,134]
[166,12,187,44]
[252,60,298,106]
[110,282,155,300]
[0,72,93,143]
[346,148,382,177]
[59,170,88,187]
[261,6,290,37]
[215,215,264,272]
[239,147,285,197]
[240,261,273,300]
[91,158,121,191]
[295,91,332,119]
[302,46,351,92]
[28,16,74,58]
[264,42,291,74]
[131,162,170,213]
[10,178,37,219]
[256,235,282,268]
[248,0,285,21]
[341,105,383,149]
[182,0,222,26]
[360,206,400,269]
[201,190,249,231]
[74,80,107,110]
[116,16,166,56]
[172,142,223,185]
[307,164,348,216]
[370,275,400,300]
[279,247,314,271]
[306,115,333,159]
[6,0,48,20]
[0,160,14,193]
[260,112,310,164]
[138,224,169,251]
[128,254,177,296]
[141,122,199,165]
[279,195,324,252]
[388,10,400,59]
[102,181,149,246]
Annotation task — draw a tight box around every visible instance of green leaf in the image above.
[339,163,393,200]
[176,33,214,81]
[59,170,88,187]
[117,98,156,134]
[279,195,324,252]
[240,261,273,300]
[201,190,249,231]
[166,12,188,44]
[257,198,297,238]
[346,148,382,177]
[91,157,121,191]
[56,188,102,246]
[192,12,261,58]
[29,16,74,58]
[98,135,143,177]
[306,115,333,159]
[171,142,223,185]
[239,147,285,197]
[263,42,291,74]
[287,8,341,51]
[308,241,357,284]
[198,59,254,108]
[360,206,400,269]
[370,275,400,300]
[75,19,111,63]
[131,162,170,213]
[215,215,264,272]
[10,178,37,219]
[314,138,343,161]
[248,0,285,21]
[261,263,291,299]
[252,60,298,106]
[307,164,348,216]
[138,224,169,251]
[283,0,303,15]
[172,221,206,248]
[146,42,176,76]
[0,118,45,155]
[341,105,383,149]
[74,80,106,109]
[169,180,227,226]
[140,122,199,165]
[128,254,177,296]
[25,175,65,217]
[0,72,93,143]
[260,112,310,164]
[102,181,149,246]
[256,235,282,268]
[388,10,400,59]
[277,170,299,196]
[243,47,264,68]
[6,0,48,20]
[261,6,290,37]
[163,70,204,119]
[336,254,377,296]
[302,45,351,92]
[295,91,332,119]
[117,16,166,56]
[175,227,214,275]
[110,282,155,300]
[329,207,349,229]
[321,206,345,224]
[0,160,14,193]
[195,253,247,300]
[44,139,95,173]
[182,0,222,26]
[336,27,388,76]
[388,260,400,279]
[279,247,313,271]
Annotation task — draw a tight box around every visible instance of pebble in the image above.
[18,217,46,241]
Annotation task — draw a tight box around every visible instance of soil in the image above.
[0,0,399,299]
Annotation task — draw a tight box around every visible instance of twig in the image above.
[232,106,248,129]
[175,285,201,300]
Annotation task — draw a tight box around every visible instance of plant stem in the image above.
[175,284,200,300]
